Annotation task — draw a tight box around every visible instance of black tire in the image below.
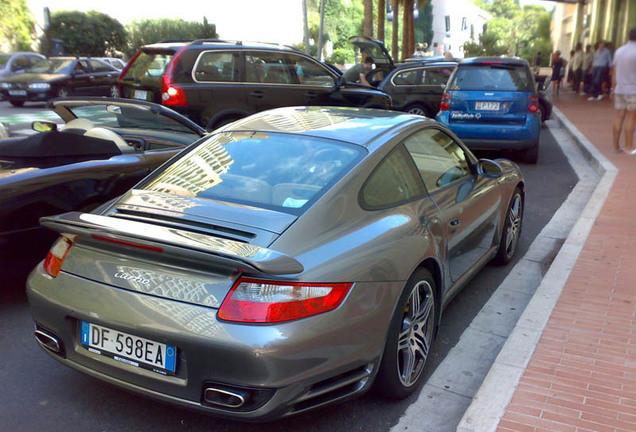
[405,103,427,116]
[521,143,539,164]
[538,105,545,126]
[207,115,242,131]
[9,100,24,107]
[375,268,437,399]
[493,187,523,265]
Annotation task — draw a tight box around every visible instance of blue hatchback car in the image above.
[436,57,541,164]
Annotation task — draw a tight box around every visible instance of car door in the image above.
[284,53,341,106]
[403,126,501,282]
[188,50,246,128]
[69,60,92,95]
[243,50,305,113]
[87,60,119,95]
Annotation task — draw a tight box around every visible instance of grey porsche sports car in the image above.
[27,106,524,421]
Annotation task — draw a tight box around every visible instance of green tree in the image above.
[40,11,126,56]
[0,0,37,51]
[414,0,434,50]
[124,18,218,58]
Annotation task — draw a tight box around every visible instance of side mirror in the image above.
[32,121,58,132]
[477,159,503,178]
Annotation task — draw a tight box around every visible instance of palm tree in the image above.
[363,0,373,37]
[377,0,386,41]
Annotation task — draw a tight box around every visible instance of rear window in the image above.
[122,51,173,83]
[140,132,365,213]
[449,64,534,92]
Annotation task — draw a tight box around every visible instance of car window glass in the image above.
[75,60,89,74]
[140,132,365,213]
[13,55,29,70]
[89,60,112,73]
[404,128,471,192]
[425,67,454,85]
[449,65,533,91]
[0,54,9,67]
[122,52,172,84]
[288,55,334,86]
[393,69,419,85]
[245,51,295,84]
[67,104,198,135]
[361,145,426,209]
[194,51,240,82]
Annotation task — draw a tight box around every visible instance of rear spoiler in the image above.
[40,212,304,275]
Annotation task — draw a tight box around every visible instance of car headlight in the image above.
[28,82,50,90]
[0,82,11,89]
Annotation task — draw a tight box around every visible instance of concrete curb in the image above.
[456,107,618,431]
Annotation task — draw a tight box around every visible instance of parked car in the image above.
[0,57,120,106]
[117,40,392,130]
[0,97,206,283]
[0,52,47,81]
[28,105,524,421]
[378,61,456,117]
[98,57,126,70]
[436,57,541,164]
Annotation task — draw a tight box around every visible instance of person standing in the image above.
[589,41,612,100]
[582,44,594,94]
[571,43,584,93]
[611,28,636,153]
[550,51,566,98]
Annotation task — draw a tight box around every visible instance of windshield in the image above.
[449,64,534,92]
[122,51,172,84]
[67,104,198,135]
[140,131,365,214]
[29,58,75,74]
[0,55,10,67]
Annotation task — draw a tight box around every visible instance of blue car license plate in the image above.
[475,101,500,111]
[80,321,177,374]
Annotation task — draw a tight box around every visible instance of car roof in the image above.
[141,39,304,54]
[392,61,457,71]
[459,57,529,66]
[224,106,430,147]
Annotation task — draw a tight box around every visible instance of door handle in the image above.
[249,91,263,98]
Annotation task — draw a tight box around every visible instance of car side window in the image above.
[245,51,295,84]
[89,60,112,73]
[404,128,471,192]
[425,67,454,85]
[12,55,28,71]
[194,51,240,82]
[75,60,89,74]
[393,69,419,86]
[287,55,334,86]
[360,145,427,209]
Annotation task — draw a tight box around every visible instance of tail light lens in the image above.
[161,46,188,106]
[440,93,451,111]
[44,236,75,277]
[218,278,352,323]
[528,94,539,113]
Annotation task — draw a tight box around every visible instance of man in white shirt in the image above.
[611,28,636,153]
[571,43,584,93]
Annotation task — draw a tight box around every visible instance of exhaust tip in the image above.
[35,329,62,354]
[203,387,246,409]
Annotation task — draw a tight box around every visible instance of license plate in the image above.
[80,321,177,374]
[9,90,27,96]
[475,101,500,111]
[133,90,148,100]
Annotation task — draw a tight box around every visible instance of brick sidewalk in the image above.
[497,89,636,431]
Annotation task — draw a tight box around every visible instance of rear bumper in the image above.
[27,265,400,420]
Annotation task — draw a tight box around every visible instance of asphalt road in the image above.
[0,103,579,432]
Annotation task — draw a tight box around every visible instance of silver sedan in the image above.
[28,106,524,421]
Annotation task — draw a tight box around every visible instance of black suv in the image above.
[118,40,392,130]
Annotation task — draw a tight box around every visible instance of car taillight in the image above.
[440,93,451,111]
[218,278,352,323]
[161,46,188,106]
[43,235,74,277]
[528,94,539,113]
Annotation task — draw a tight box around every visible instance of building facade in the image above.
[429,0,492,58]
[552,0,635,58]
